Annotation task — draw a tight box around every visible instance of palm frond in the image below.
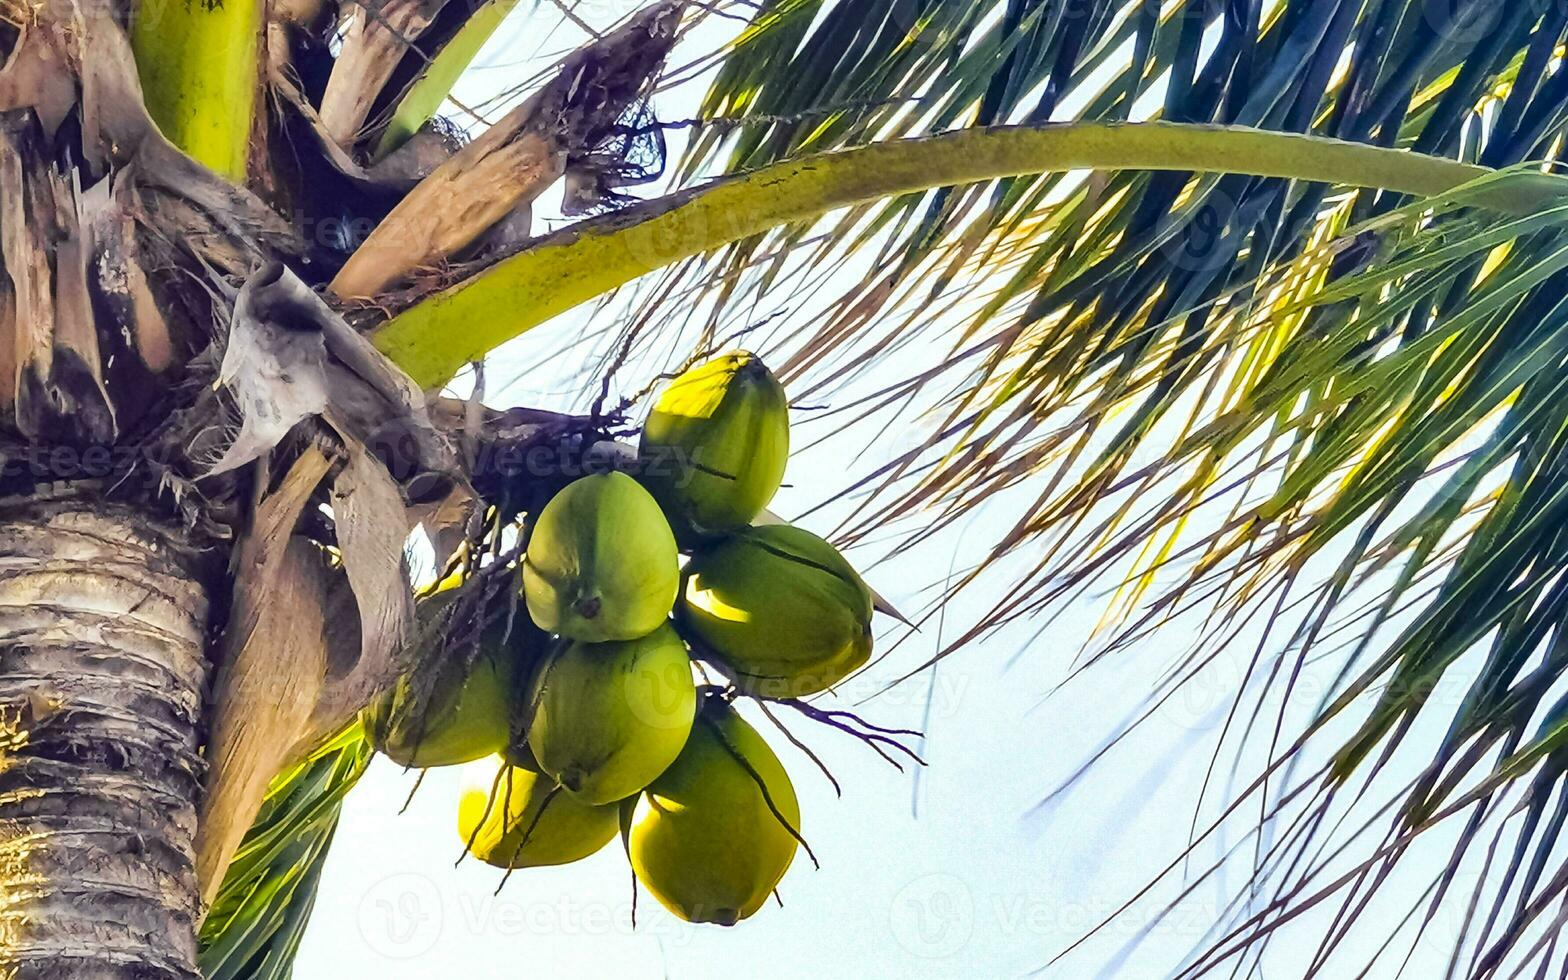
[680,0,1560,256]
[619,0,1568,381]
[1054,181,1568,979]
[198,731,370,980]
[132,0,263,179]
[372,121,1533,388]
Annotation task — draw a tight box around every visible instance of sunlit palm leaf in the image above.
[199,732,370,980]
[373,121,1527,388]
[133,0,263,180]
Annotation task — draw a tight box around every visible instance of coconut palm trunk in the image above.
[0,489,212,978]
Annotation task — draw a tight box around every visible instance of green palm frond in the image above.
[993,180,1568,975]
[682,0,1553,238]
[199,731,370,980]
[582,2,1568,975]
[374,121,1536,389]
[626,0,1568,371]
[132,0,263,180]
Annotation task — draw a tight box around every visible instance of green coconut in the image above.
[627,698,801,925]
[457,761,619,869]
[523,471,679,642]
[639,351,789,544]
[527,624,696,804]
[679,524,873,697]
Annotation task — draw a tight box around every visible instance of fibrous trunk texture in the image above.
[0,489,210,979]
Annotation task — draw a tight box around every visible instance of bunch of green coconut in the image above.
[363,352,880,926]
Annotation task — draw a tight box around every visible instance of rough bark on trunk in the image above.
[0,486,211,979]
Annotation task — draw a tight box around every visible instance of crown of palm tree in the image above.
[23,0,1568,976]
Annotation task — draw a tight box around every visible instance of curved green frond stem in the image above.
[372,121,1563,389]
[132,0,263,181]
[372,0,523,160]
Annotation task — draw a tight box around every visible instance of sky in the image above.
[293,5,1498,977]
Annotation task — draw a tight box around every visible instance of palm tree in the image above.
[7,0,1568,976]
